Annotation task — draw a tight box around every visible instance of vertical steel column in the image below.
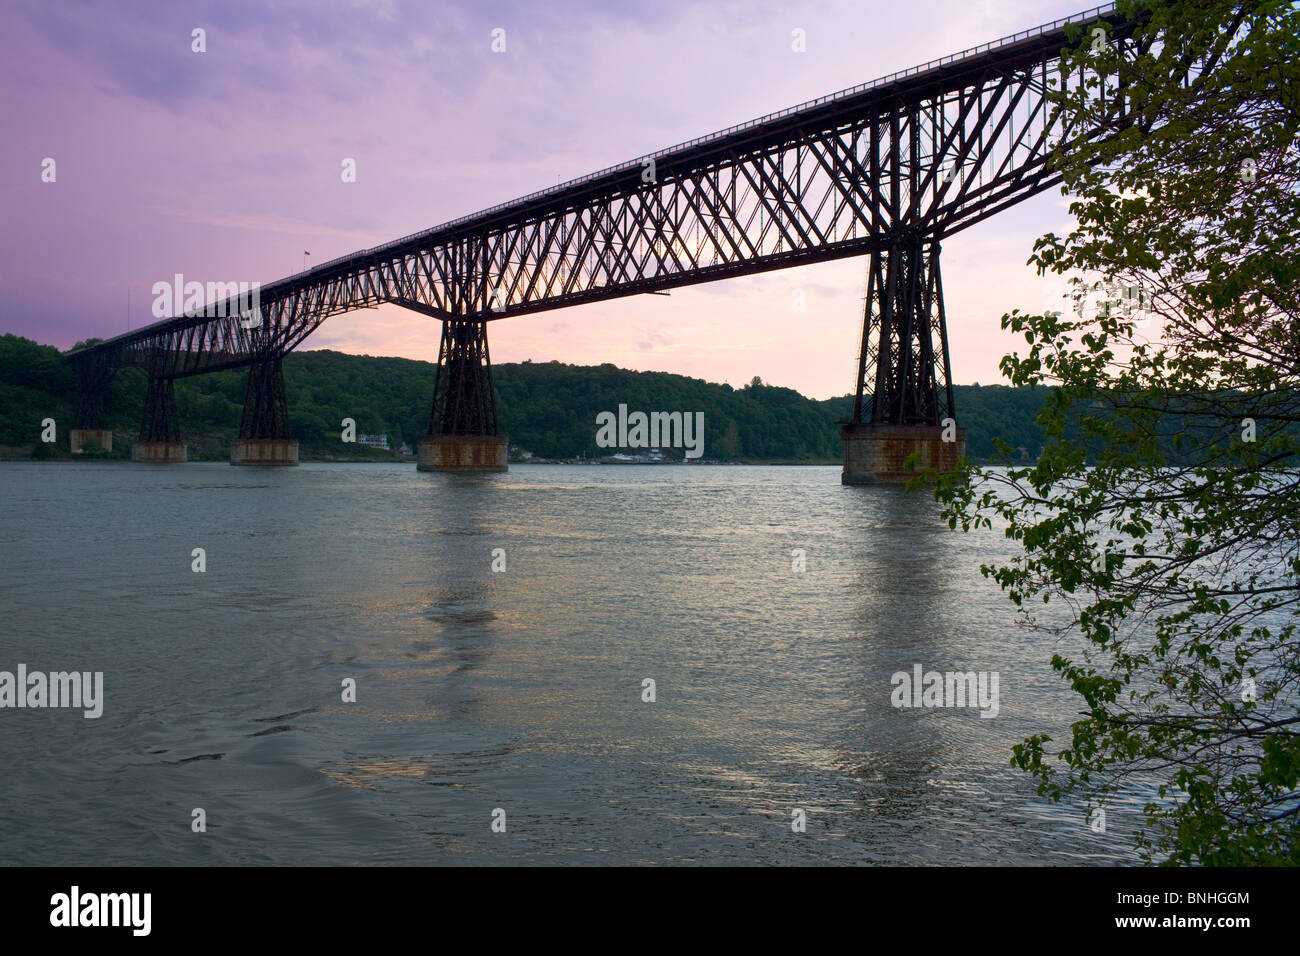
[72,355,114,429]
[849,232,955,427]
[425,318,501,437]
[238,355,291,440]
[931,244,956,423]
[139,373,181,443]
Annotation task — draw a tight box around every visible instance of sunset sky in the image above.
[1,0,1095,399]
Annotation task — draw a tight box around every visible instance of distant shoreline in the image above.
[0,453,838,466]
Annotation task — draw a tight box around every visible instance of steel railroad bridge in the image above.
[65,2,1138,479]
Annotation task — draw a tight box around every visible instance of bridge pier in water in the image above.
[70,356,115,455]
[842,231,966,484]
[231,355,298,465]
[418,319,507,472]
[132,373,187,463]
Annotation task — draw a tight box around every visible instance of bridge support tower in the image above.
[70,355,115,455]
[842,231,966,484]
[132,372,187,463]
[231,355,299,465]
[418,319,507,472]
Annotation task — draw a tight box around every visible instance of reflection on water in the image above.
[0,462,1140,865]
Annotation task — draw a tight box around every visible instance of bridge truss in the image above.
[67,3,1138,450]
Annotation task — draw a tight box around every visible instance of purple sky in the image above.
[2,0,1089,399]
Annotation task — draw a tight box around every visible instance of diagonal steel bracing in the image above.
[239,356,291,441]
[139,374,181,444]
[852,232,955,427]
[68,4,1133,373]
[427,320,499,437]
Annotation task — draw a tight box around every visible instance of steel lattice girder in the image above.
[64,5,1139,378]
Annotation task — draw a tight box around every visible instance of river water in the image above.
[0,462,1141,865]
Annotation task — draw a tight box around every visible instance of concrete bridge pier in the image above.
[842,423,966,484]
[418,434,509,470]
[132,373,187,463]
[231,355,298,465]
[418,318,508,472]
[841,232,965,484]
[70,428,114,454]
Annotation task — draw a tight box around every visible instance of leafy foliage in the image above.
[0,334,75,446]
[936,0,1300,864]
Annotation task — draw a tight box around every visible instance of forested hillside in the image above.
[0,334,1051,462]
